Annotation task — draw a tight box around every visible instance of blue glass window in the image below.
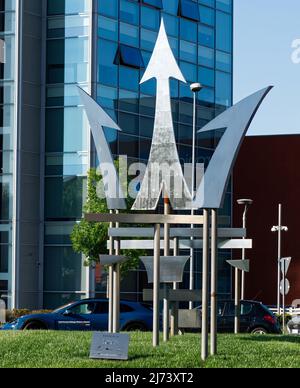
[199,25,215,48]
[216,51,232,73]
[141,5,160,30]
[216,11,232,53]
[120,22,139,47]
[163,0,179,14]
[115,45,145,69]
[98,16,118,41]
[141,0,163,9]
[199,5,215,26]
[199,66,215,87]
[216,71,232,108]
[216,0,233,13]
[120,0,139,25]
[199,46,215,68]
[119,66,140,92]
[98,0,118,19]
[178,0,200,22]
[98,39,118,86]
[180,18,197,42]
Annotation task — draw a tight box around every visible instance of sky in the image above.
[234,0,300,136]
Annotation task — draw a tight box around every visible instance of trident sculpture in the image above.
[80,17,273,362]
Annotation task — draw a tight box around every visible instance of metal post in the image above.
[201,209,209,361]
[234,268,241,334]
[282,259,286,333]
[190,91,197,310]
[241,209,247,301]
[113,212,120,334]
[210,209,218,355]
[153,223,161,347]
[163,199,170,342]
[170,237,179,337]
[108,213,114,333]
[277,204,282,315]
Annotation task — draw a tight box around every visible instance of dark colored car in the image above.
[218,300,281,334]
[195,300,281,334]
[1,299,153,332]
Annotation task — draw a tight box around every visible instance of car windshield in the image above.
[52,303,74,314]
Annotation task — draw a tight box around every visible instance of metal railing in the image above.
[269,307,300,316]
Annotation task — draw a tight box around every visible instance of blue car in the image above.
[1,299,153,332]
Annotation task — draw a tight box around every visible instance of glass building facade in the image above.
[1,0,233,309]
[0,0,16,308]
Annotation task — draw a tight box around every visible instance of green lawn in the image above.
[0,331,299,368]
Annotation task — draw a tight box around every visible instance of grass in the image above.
[0,331,299,368]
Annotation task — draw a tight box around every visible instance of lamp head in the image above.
[190,83,203,93]
[237,199,253,206]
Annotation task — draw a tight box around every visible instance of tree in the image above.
[71,168,141,278]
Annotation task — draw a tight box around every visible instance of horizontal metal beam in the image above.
[108,227,246,239]
[99,255,127,266]
[85,213,204,225]
[143,289,202,302]
[108,239,252,250]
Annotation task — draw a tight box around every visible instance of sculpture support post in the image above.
[234,268,241,334]
[153,223,161,347]
[163,199,170,342]
[170,237,179,337]
[113,212,120,333]
[210,209,218,355]
[108,217,114,333]
[201,209,209,361]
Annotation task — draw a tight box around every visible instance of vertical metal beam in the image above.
[234,268,241,334]
[153,223,161,347]
[108,215,114,333]
[113,211,120,333]
[170,237,179,337]
[277,204,282,315]
[201,209,209,361]
[210,209,218,355]
[163,199,170,342]
[241,208,246,300]
[189,91,197,310]
[282,259,286,333]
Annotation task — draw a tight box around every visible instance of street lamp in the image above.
[189,82,203,310]
[271,204,288,315]
[237,199,253,300]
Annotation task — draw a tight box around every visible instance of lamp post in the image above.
[189,82,203,310]
[271,204,288,315]
[237,199,253,301]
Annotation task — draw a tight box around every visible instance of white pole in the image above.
[189,91,197,310]
[108,211,114,333]
[210,209,218,355]
[112,210,120,333]
[277,204,282,315]
[234,268,241,334]
[163,199,170,342]
[170,237,179,337]
[153,223,161,347]
[201,209,209,361]
[241,207,247,300]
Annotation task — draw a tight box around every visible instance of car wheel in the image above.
[124,322,147,332]
[251,327,268,335]
[23,321,47,331]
